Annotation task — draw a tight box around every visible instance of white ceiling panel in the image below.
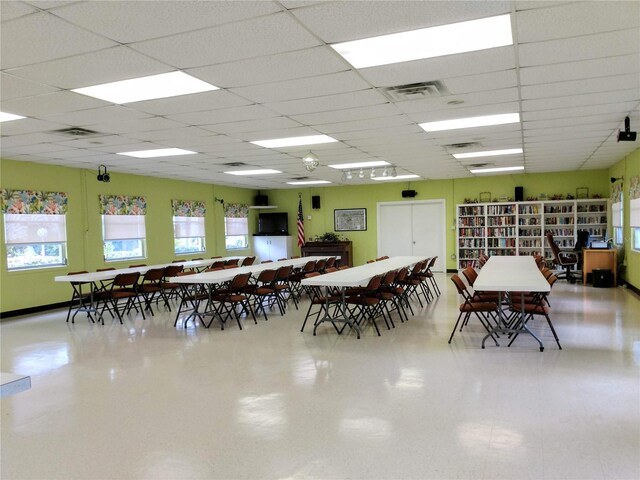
[130,13,320,69]
[1,2,638,188]
[0,12,117,69]
[52,0,282,43]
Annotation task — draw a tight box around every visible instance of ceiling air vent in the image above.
[222,162,247,167]
[443,141,482,153]
[51,127,101,137]
[381,80,449,102]
[290,176,309,181]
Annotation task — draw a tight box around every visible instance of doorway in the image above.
[377,199,446,272]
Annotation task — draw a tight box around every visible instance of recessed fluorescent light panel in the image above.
[469,166,524,174]
[286,180,332,185]
[331,14,512,68]
[251,135,338,148]
[117,148,196,158]
[0,112,26,122]
[420,113,520,133]
[225,169,282,176]
[328,161,390,169]
[454,148,523,159]
[72,71,218,104]
[373,174,420,181]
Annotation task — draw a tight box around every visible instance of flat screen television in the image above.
[257,212,289,235]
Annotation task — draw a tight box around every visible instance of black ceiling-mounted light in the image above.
[214,197,224,205]
[97,165,110,183]
[617,116,637,142]
[610,176,624,184]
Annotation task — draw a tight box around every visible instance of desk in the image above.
[582,249,617,286]
[301,256,426,338]
[474,256,550,351]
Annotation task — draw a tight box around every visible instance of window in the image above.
[225,217,248,249]
[631,198,640,251]
[99,194,147,262]
[174,216,205,254]
[612,200,623,245]
[2,189,68,271]
[102,215,146,261]
[223,203,249,250]
[4,214,67,270]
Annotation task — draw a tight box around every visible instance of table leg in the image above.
[482,291,544,351]
[312,287,361,339]
[71,282,97,324]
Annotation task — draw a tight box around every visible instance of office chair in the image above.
[546,232,579,283]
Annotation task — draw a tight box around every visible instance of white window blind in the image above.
[4,214,67,244]
[630,198,640,227]
[612,202,622,227]
[225,217,248,236]
[173,216,205,238]
[103,215,146,240]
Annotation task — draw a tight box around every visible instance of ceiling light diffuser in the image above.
[419,113,520,133]
[469,166,524,174]
[72,71,218,104]
[328,160,390,169]
[373,174,420,181]
[117,148,196,158]
[251,135,338,148]
[286,180,332,185]
[0,112,26,122]
[331,14,512,69]
[453,148,523,159]
[225,169,282,176]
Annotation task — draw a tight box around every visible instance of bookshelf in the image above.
[456,199,608,270]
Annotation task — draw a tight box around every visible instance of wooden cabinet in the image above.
[301,241,353,267]
[253,235,292,263]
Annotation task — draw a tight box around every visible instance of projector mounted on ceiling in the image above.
[617,116,637,142]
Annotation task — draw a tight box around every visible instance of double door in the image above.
[377,200,446,272]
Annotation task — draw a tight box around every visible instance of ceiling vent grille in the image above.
[443,141,482,153]
[381,80,449,102]
[51,127,101,137]
[222,162,247,167]
[290,176,309,181]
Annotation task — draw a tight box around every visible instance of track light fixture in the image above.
[346,169,352,180]
[610,176,624,184]
[391,166,397,177]
[302,151,320,171]
[359,168,365,179]
[382,167,388,177]
[97,164,110,183]
[617,116,637,142]
[370,168,376,178]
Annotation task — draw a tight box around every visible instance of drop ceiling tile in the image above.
[0,1,38,22]
[516,2,639,43]
[266,89,387,116]
[230,71,371,104]
[290,0,510,43]
[518,29,640,67]
[123,126,214,143]
[3,142,76,155]
[522,101,638,121]
[396,88,520,115]
[291,104,401,126]
[521,74,640,100]
[522,89,640,112]
[1,91,107,117]
[190,46,349,89]
[358,47,515,87]
[0,118,71,136]
[520,54,640,86]
[134,90,252,116]
[444,70,518,94]
[210,117,303,135]
[523,113,625,130]
[229,127,320,142]
[130,13,321,69]
[51,135,139,149]
[7,46,171,90]
[0,73,59,101]
[89,116,188,135]
[43,105,151,126]
[167,104,278,126]
[405,101,520,124]
[52,0,282,43]
[0,12,117,69]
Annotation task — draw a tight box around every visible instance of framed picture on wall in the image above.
[334,208,367,231]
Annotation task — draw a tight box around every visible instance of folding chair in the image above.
[207,272,255,330]
[96,272,145,325]
[448,274,499,345]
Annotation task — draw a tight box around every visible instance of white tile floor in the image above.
[1,274,639,479]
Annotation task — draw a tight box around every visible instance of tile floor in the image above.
[1,274,639,480]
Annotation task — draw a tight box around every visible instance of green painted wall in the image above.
[0,160,256,312]
[0,158,619,313]
[609,147,640,289]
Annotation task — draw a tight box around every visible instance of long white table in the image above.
[301,256,426,338]
[55,256,246,322]
[473,256,550,351]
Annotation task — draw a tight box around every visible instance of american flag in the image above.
[297,197,305,247]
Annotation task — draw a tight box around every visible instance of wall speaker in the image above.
[254,194,268,206]
[515,186,523,202]
[311,195,321,209]
[401,189,417,198]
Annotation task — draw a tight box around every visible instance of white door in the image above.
[377,200,446,272]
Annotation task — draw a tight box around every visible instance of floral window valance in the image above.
[1,189,68,214]
[172,199,206,217]
[630,175,639,200]
[99,195,146,215]
[610,182,622,203]
[223,203,249,218]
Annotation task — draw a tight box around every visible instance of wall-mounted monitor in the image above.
[256,212,289,235]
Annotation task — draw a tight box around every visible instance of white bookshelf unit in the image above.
[456,199,608,270]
